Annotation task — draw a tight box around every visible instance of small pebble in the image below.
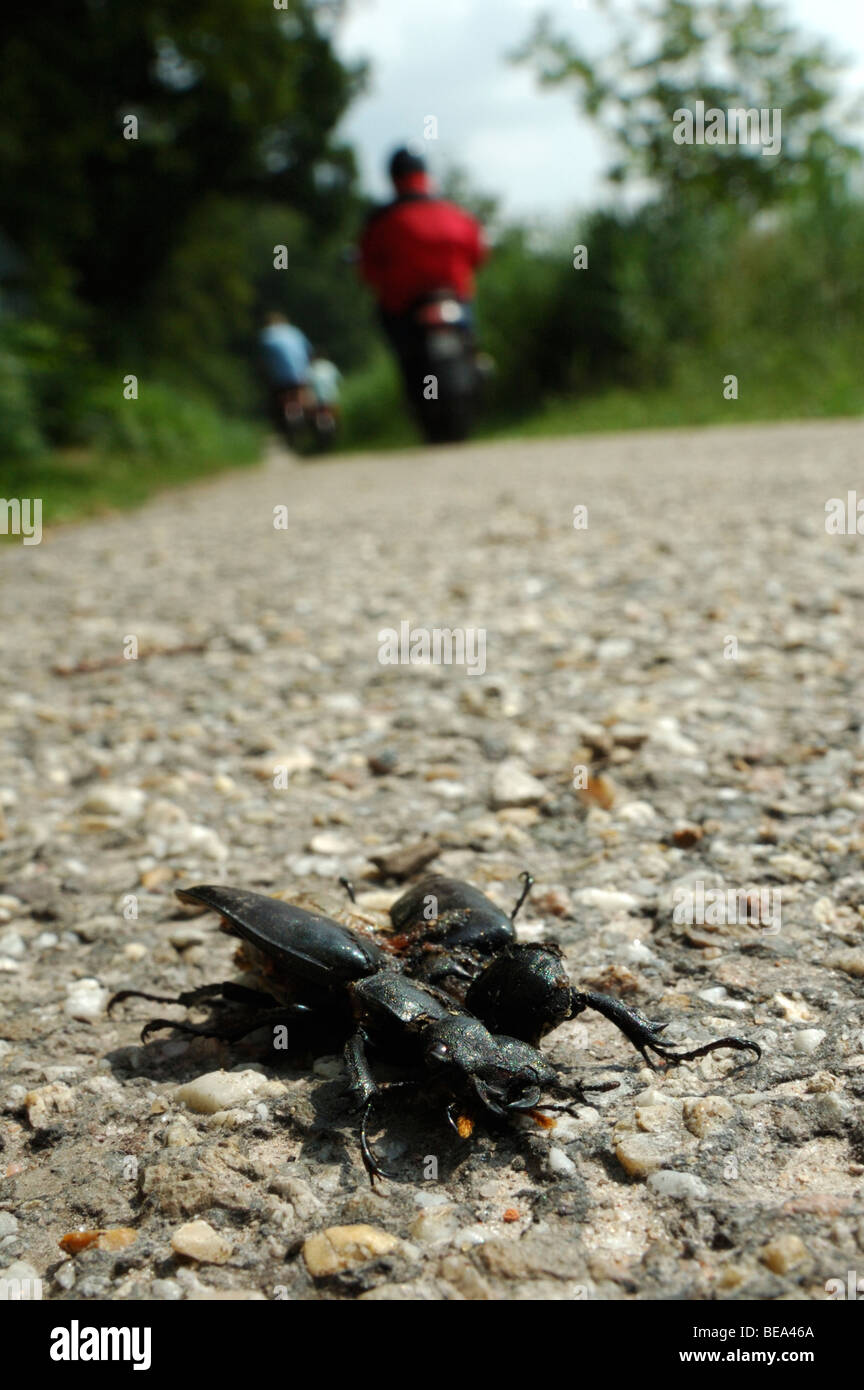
[790,1029,826,1054]
[548,1146,577,1176]
[174,1069,287,1114]
[171,1220,233,1264]
[647,1171,709,1199]
[302,1224,402,1278]
[490,761,546,809]
[759,1235,809,1274]
[64,978,109,1021]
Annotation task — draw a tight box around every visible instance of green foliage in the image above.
[0,0,366,473]
[75,379,259,463]
[3,377,263,527]
[338,350,414,450]
[517,0,862,213]
[0,1,364,332]
[0,340,43,459]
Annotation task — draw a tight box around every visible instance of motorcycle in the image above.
[396,291,480,445]
[274,384,339,453]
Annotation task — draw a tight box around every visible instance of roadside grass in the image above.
[3,439,262,531]
[337,339,864,450]
[4,342,861,532]
[497,347,864,440]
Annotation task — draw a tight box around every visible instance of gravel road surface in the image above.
[2,419,864,1301]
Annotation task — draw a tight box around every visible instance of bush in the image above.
[339,350,414,449]
[77,378,259,465]
[0,334,43,458]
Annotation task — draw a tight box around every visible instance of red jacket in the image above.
[360,176,488,315]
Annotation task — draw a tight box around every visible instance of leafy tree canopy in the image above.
[515,0,862,213]
[0,0,365,325]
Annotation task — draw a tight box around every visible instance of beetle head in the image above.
[424,1017,555,1115]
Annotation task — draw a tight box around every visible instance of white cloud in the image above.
[335,0,864,219]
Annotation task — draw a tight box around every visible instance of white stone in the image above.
[649,718,699,756]
[80,785,146,820]
[621,939,656,964]
[309,832,355,855]
[596,637,634,661]
[575,887,640,915]
[168,926,209,949]
[547,1146,577,1176]
[65,978,109,1021]
[790,1029,826,1054]
[410,1206,461,1243]
[698,986,749,1012]
[174,1069,287,1114]
[0,930,26,958]
[413,1190,451,1209]
[490,761,547,808]
[647,1170,709,1200]
[170,1220,233,1264]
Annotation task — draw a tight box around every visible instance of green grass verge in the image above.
[6,344,861,534]
[2,433,264,531]
[336,339,864,452]
[498,349,864,440]
[2,381,265,530]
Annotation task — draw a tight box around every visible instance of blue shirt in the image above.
[260,323,313,386]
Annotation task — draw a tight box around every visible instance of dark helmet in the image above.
[389,146,427,185]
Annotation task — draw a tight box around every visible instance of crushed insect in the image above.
[109,873,762,1183]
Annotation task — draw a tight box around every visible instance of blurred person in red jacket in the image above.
[359,147,488,370]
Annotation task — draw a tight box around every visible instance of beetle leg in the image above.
[571,989,761,1069]
[139,1005,308,1045]
[536,1078,619,1117]
[510,871,535,923]
[421,953,474,987]
[359,1102,388,1184]
[139,1015,234,1043]
[344,1028,380,1111]
[358,1080,421,1184]
[108,981,275,1016]
[641,1036,762,1069]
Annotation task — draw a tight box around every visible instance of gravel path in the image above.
[2,419,864,1302]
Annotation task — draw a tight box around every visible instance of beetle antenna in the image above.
[339,876,357,904]
[510,871,534,922]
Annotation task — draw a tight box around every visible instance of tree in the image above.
[0,0,365,350]
[515,0,862,214]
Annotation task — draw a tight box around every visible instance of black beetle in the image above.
[464,941,762,1069]
[381,871,534,986]
[343,969,606,1179]
[109,883,393,1042]
[109,883,605,1180]
[380,875,761,1071]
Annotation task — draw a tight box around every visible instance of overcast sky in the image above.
[334,0,864,221]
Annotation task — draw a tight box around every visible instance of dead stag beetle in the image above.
[386,875,762,1072]
[108,884,606,1181]
[341,870,533,987]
